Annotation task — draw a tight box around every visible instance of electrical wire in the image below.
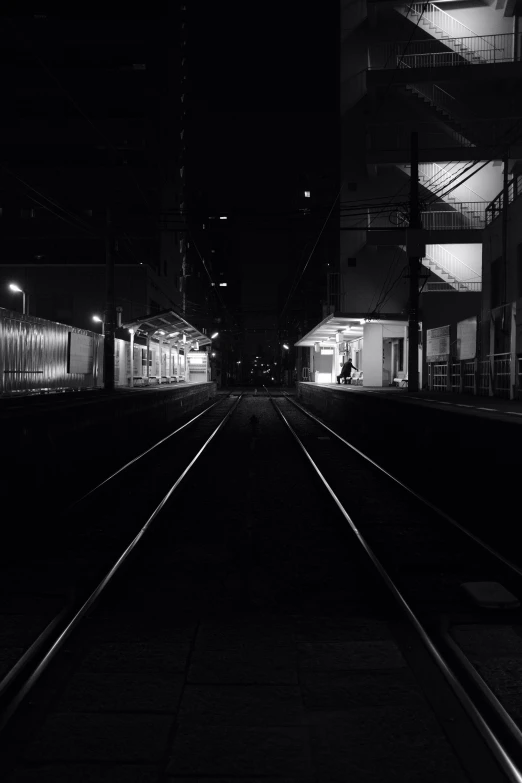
[279,186,341,322]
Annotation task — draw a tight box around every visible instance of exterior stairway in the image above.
[396,162,487,228]
[400,244,482,291]
[397,80,477,147]
[395,3,501,65]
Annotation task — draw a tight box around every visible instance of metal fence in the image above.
[392,203,486,230]
[450,362,461,392]
[371,34,516,69]
[485,175,522,225]
[428,363,448,391]
[492,353,511,398]
[479,359,490,396]
[0,307,104,394]
[424,282,482,292]
[462,361,476,394]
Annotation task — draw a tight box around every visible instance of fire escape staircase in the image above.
[396,162,487,228]
[395,3,500,65]
[393,3,501,147]
[400,244,481,291]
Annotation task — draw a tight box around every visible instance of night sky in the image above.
[187,2,340,350]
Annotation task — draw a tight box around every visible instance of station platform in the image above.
[298,382,522,425]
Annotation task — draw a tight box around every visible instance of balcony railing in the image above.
[485,174,522,225]
[392,202,487,230]
[370,34,516,70]
[424,281,482,292]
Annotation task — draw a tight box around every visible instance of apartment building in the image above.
[297,0,522,391]
[0,8,190,332]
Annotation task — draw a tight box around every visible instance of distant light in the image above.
[9,283,23,293]
[158,330,166,335]
[211,352,216,357]
[271,377,274,380]
[92,315,103,323]
[219,216,227,220]
[211,332,219,339]
[283,344,289,350]
[128,328,134,334]
[219,283,228,287]
[304,191,310,198]
[237,361,241,364]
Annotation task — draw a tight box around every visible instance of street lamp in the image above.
[283,344,289,350]
[211,332,219,339]
[8,283,29,315]
[92,315,105,335]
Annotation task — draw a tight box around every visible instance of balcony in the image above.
[485,174,522,226]
[424,281,482,292]
[391,203,487,230]
[370,34,517,71]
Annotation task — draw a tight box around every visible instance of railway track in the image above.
[1,389,522,780]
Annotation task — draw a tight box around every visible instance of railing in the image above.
[302,367,313,382]
[485,174,522,225]
[428,362,448,391]
[405,3,500,53]
[450,362,461,392]
[462,360,476,393]
[392,202,486,229]
[424,243,481,282]
[406,82,456,113]
[417,162,486,203]
[491,352,511,397]
[370,34,516,69]
[479,359,490,395]
[424,281,482,292]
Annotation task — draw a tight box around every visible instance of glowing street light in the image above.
[211,332,219,339]
[92,315,105,335]
[8,283,29,315]
[283,344,289,350]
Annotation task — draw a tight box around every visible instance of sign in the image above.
[320,348,334,355]
[456,317,477,361]
[426,325,450,363]
[67,332,93,374]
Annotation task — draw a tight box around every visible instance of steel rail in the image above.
[267,392,522,783]
[0,394,243,734]
[67,394,228,511]
[282,392,522,582]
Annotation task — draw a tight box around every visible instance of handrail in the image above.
[371,33,516,69]
[419,162,486,203]
[424,243,481,280]
[406,3,497,49]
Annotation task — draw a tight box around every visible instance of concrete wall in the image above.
[445,4,514,37]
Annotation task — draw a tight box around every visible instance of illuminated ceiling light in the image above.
[219,283,228,287]
[168,331,179,338]
[219,216,227,220]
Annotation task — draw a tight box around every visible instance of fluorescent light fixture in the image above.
[211,332,219,339]
[219,216,227,220]
[283,344,289,350]
[168,332,179,338]
[219,282,227,287]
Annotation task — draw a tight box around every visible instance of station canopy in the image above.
[122,310,211,347]
[294,313,407,347]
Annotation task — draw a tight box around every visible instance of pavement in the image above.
[304,382,522,424]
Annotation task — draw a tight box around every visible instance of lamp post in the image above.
[8,283,29,315]
[92,315,105,336]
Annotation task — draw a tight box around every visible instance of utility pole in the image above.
[407,131,424,393]
[104,207,116,391]
[502,147,510,306]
